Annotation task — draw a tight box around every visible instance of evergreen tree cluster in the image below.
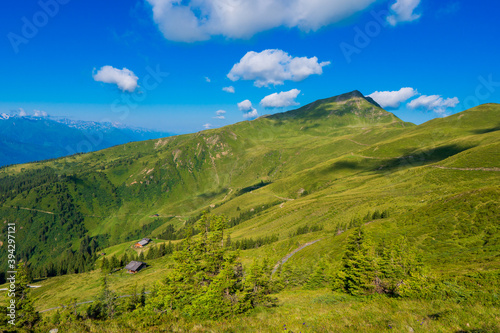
[147,213,276,319]
[289,224,323,237]
[156,223,200,241]
[335,210,390,234]
[0,166,59,202]
[333,226,424,296]
[230,234,279,250]
[33,235,103,278]
[228,201,281,228]
[145,242,174,260]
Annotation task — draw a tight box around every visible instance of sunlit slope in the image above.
[0,94,498,277]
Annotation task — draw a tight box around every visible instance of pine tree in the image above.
[126,283,140,311]
[240,259,277,310]
[99,277,117,319]
[0,261,41,329]
[377,236,425,296]
[121,253,129,266]
[140,285,146,307]
[147,246,157,260]
[305,260,328,290]
[372,210,381,220]
[167,241,173,255]
[147,213,251,319]
[110,255,119,270]
[158,243,166,257]
[336,226,376,295]
[101,257,109,272]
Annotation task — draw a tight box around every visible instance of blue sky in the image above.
[1,0,499,133]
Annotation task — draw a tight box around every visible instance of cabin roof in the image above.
[124,261,146,271]
[137,238,151,246]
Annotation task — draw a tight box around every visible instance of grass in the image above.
[0,94,499,330]
[33,289,500,332]
[0,254,174,311]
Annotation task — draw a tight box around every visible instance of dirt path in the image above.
[271,239,322,275]
[273,194,294,201]
[222,188,233,201]
[347,139,369,146]
[1,206,56,215]
[1,206,182,220]
[430,165,500,171]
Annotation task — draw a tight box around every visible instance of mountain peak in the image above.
[328,90,381,108]
[266,90,394,125]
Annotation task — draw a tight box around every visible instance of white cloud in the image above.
[237,100,253,112]
[93,66,139,92]
[222,86,235,93]
[33,110,48,117]
[407,95,459,115]
[205,76,211,83]
[203,123,212,129]
[387,0,421,26]
[228,49,330,87]
[146,0,378,42]
[260,89,301,108]
[243,109,259,119]
[368,87,418,108]
[18,108,27,117]
[238,100,259,119]
[214,110,226,119]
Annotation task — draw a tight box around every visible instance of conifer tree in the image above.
[240,259,277,310]
[121,253,129,266]
[336,226,376,295]
[158,243,166,257]
[377,236,425,296]
[99,277,117,319]
[147,213,259,319]
[126,283,140,311]
[109,255,119,270]
[0,261,41,330]
[147,246,157,259]
[101,257,109,272]
[305,260,328,290]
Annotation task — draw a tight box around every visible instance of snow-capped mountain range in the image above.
[0,114,174,167]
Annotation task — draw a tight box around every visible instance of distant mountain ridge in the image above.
[0,115,174,167]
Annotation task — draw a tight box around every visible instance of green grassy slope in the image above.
[0,92,499,316]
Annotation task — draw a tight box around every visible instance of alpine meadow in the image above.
[1,91,499,332]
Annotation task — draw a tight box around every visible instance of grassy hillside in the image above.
[0,92,499,331]
[0,91,414,272]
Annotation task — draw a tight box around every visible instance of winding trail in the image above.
[347,139,369,146]
[222,188,233,201]
[0,206,56,215]
[429,165,500,172]
[271,239,322,276]
[273,194,294,201]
